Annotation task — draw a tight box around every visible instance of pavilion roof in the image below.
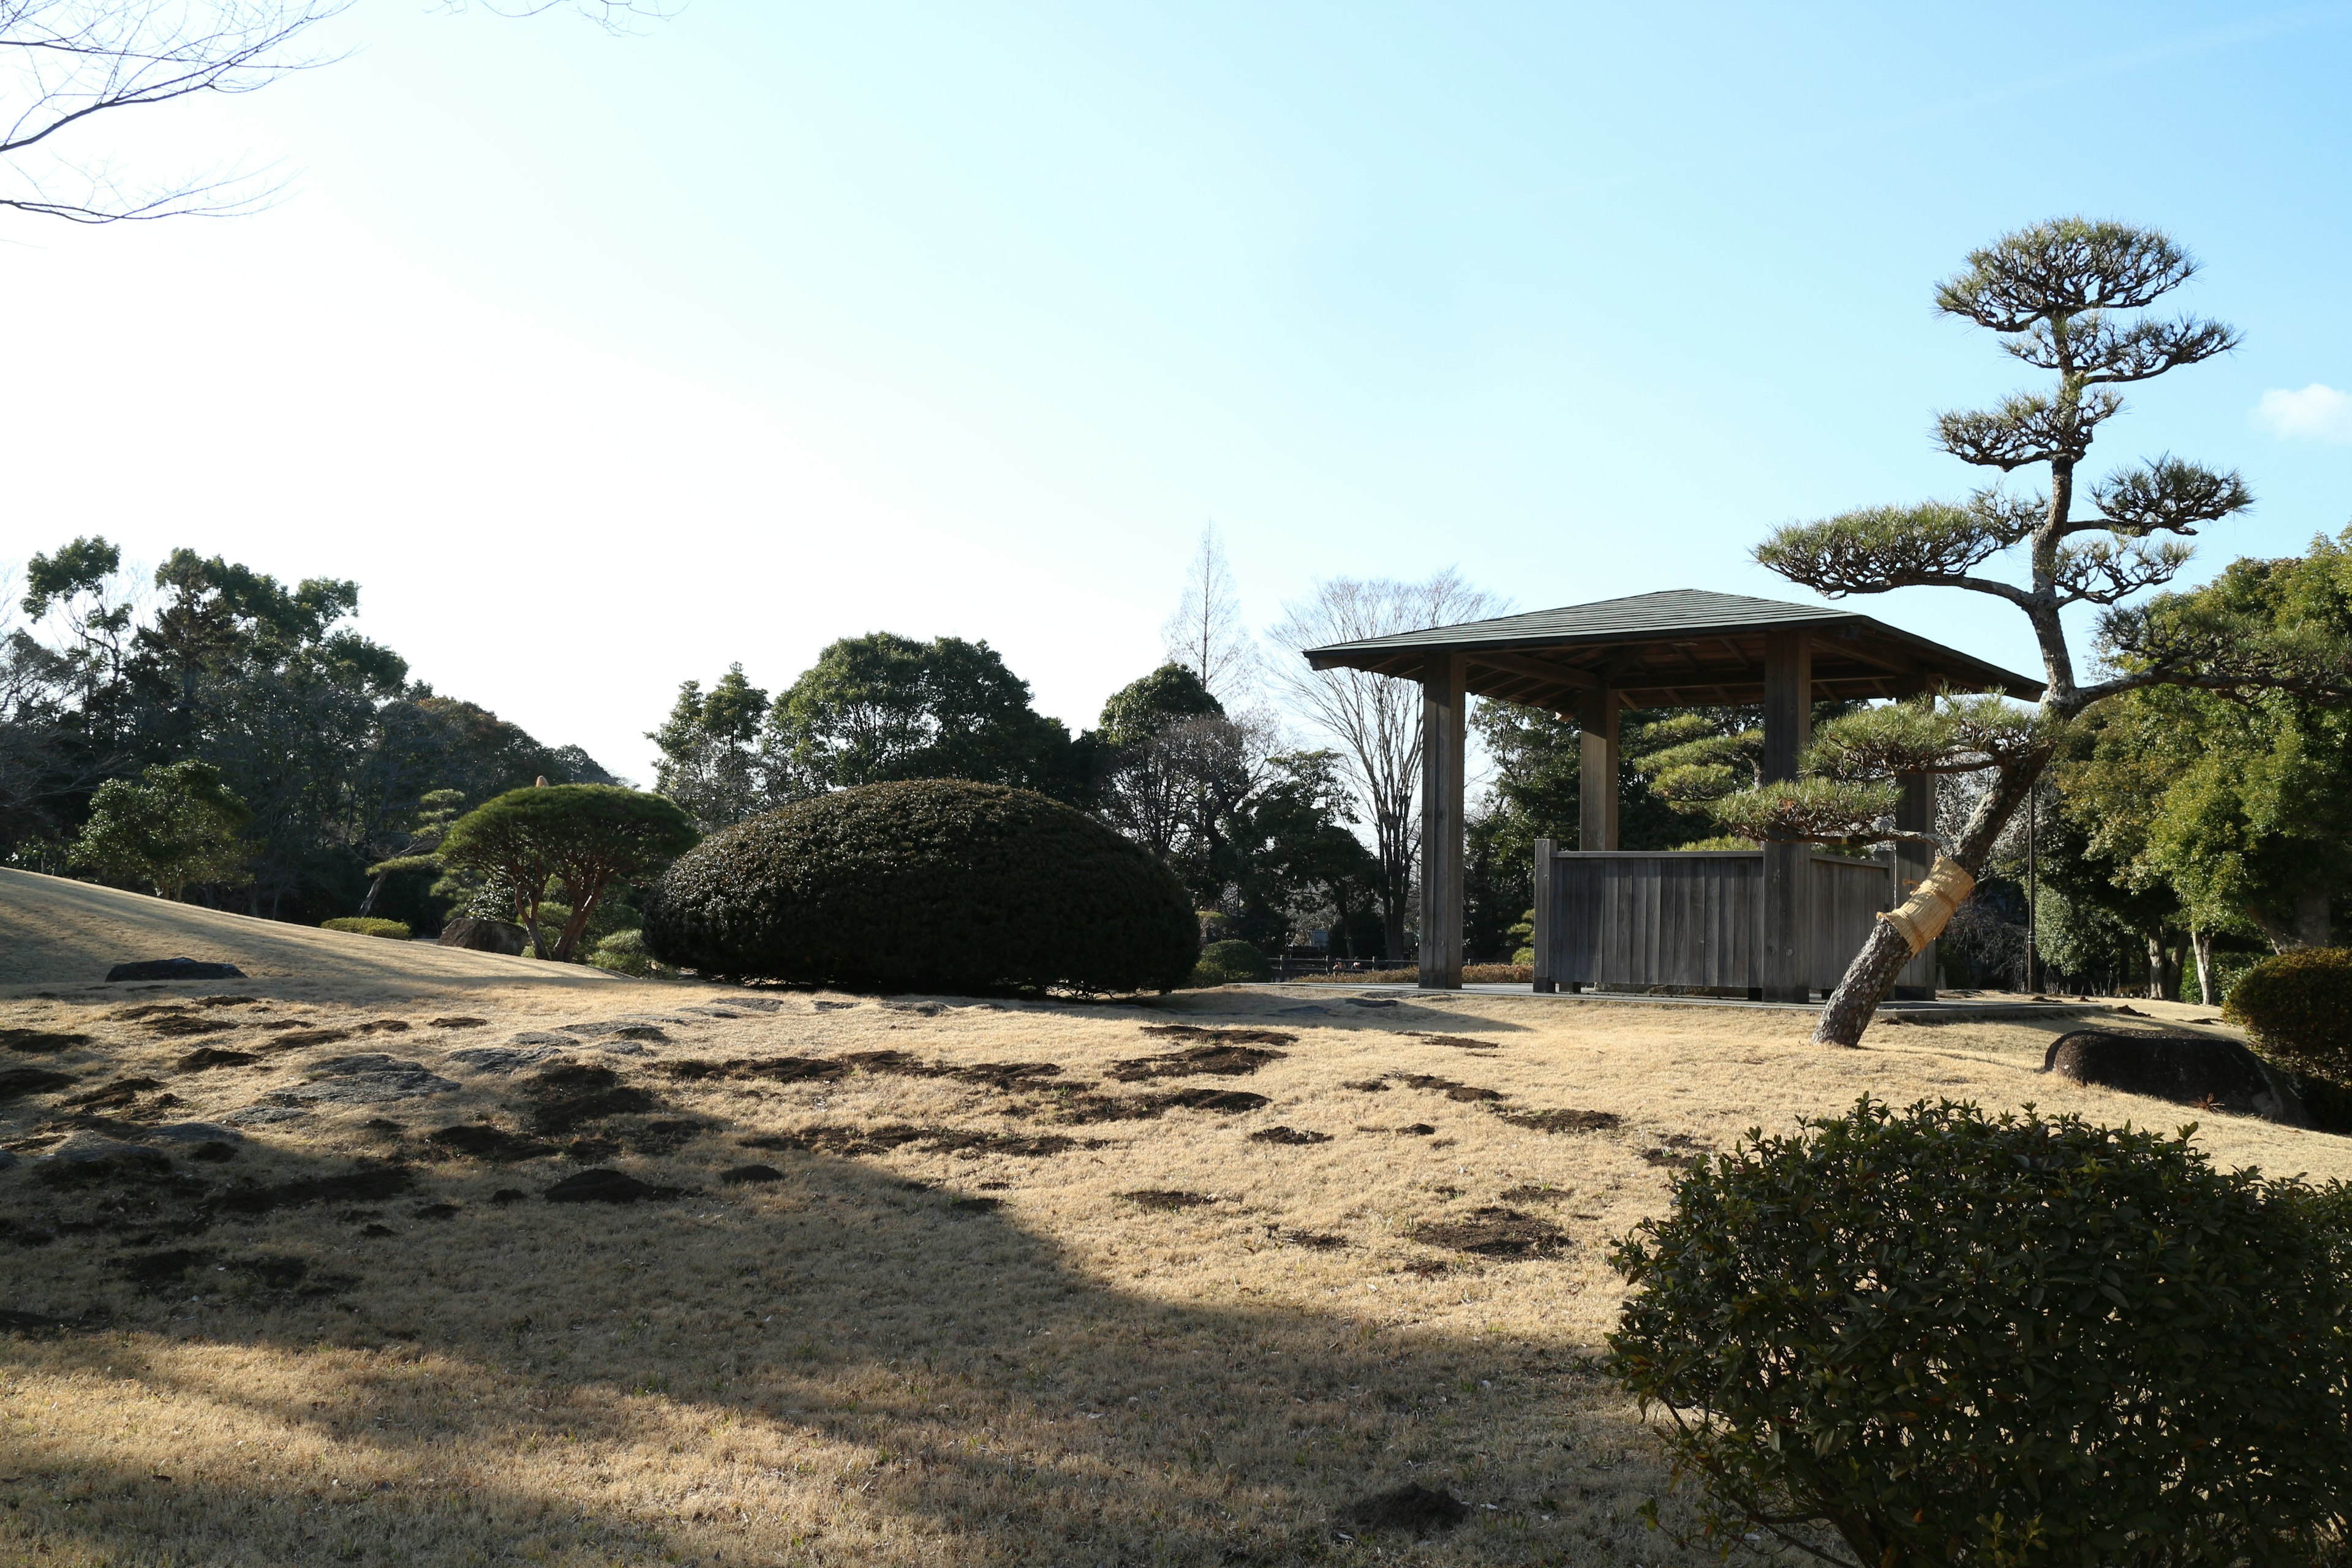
[1302,589,2043,710]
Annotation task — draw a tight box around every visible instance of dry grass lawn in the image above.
[4,869,2347,1566]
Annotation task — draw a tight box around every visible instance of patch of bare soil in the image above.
[1338,1482,1468,1537]
[426,1124,559,1163]
[265,1027,352,1050]
[429,1016,490,1029]
[1410,1033,1500,1052]
[518,1063,660,1136]
[3,1028,89,1052]
[545,1169,684,1204]
[1248,1126,1331,1145]
[1492,1107,1622,1134]
[213,1163,417,1215]
[1110,1043,1286,1082]
[1137,1023,1297,1047]
[660,1056,848,1084]
[1415,1207,1570,1259]
[1118,1189,1216,1210]
[1395,1072,1505,1103]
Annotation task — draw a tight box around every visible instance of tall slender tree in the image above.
[1727,218,2350,1045]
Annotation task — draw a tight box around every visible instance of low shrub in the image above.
[2226,947,2352,1084]
[1190,939,1271,986]
[587,929,673,979]
[322,917,412,941]
[1607,1096,2352,1567]
[643,780,1197,995]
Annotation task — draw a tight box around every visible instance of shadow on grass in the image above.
[0,1117,1691,1567]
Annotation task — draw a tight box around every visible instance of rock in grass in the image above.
[545,1168,682,1204]
[2043,1030,2308,1126]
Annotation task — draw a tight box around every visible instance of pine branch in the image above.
[2051,538,2194,607]
[1754,502,2032,603]
[2087,456,2252,538]
[1933,220,2198,331]
[1999,314,2239,383]
[1935,389,2121,470]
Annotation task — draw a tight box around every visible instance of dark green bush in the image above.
[1607,1097,2352,1567]
[322,916,411,941]
[643,780,1197,994]
[2226,947,2352,1084]
[1191,938,1271,986]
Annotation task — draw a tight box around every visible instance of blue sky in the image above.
[6,1,2351,780]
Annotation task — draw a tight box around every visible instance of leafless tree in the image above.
[1270,569,1502,958]
[0,0,668,224]
[1162,524,1259,704]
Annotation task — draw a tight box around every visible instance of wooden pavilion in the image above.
[1302,590,2042,1001]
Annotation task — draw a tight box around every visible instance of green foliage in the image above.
[1096,663,1222,750]
[1703,775,1898,845]
[2226,948,2352,1085]
[1190,938,1271,986]
[648,663,774,832]
[321,916,410,940]
[439,785,699,962]
[587,928,675,979]
[1608,1097,2352,1567]
[70,760,251,900]
[767,633,1080,799]
[644,779,1197,995]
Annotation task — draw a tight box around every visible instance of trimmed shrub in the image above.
[438,785,699,961]
[2226,947,2352,1084]
[1607,1097,2352,1567]
[587,929,673,979]
[643,780,1197,994]
[1191,938,1271,986]
[322,917,412,941]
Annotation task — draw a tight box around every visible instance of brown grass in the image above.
[4,872,2346,1566]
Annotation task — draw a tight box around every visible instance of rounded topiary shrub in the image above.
[322,916,412,941]
[643,780,1197,994]
[1191,938,1271,986]
[2226,946,2352,1084]
[1607,1096,2352,1567]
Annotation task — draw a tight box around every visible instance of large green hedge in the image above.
[643,780,1197,994]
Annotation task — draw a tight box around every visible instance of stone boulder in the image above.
[437,918,529,956]
[2042,1030,2309,1127]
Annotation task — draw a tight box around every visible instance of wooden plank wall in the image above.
[1542,849,1905,996]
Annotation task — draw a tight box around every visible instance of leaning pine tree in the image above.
[1723,218,2352,1046]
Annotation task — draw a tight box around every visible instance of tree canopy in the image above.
[438,784,699,960]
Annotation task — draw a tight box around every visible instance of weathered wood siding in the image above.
[1539,848,1915,997]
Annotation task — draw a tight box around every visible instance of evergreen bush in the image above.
[1607,1097,2352,1567]
[2226,947,2352,1085]
[321,916,411,940]
[643,780,1196,994]
[1191,938,1271,986]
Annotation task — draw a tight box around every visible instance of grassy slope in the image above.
[2,877,2343,1567]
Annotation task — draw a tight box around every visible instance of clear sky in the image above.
[6,1,2351,781]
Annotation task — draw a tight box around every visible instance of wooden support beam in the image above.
[1531,837,1557,993]
[1760,629,1814,1003]
[1464,648,1602,692]
[1578,684,1619,851]
[1419,650,1466,991]
[1890,772,1939,1000]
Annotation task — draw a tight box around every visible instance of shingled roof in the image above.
[1302,589,2042,710]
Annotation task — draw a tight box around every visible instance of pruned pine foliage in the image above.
[1608,1098,2352,1568]
[436,784,698,962]
[1757,218,2251,713]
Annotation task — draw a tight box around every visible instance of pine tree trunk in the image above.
[2146,933,2168,1000]
[2192,925,2215,1006]
[1814,754,2048,1047]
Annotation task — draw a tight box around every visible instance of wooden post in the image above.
[1891,772,1938,1000]
[1531,837,1556,992]
[1759,629,1813,1003]
[1577,686,1619,851]
[1419,650,1466,990]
